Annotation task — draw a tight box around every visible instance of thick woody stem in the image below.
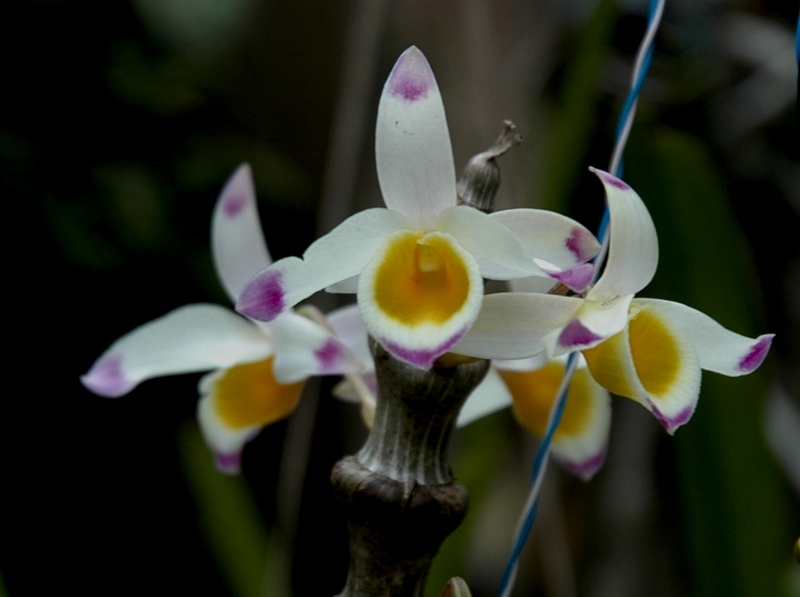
[332,342,489,597]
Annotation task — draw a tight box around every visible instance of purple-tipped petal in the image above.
[214,451,242,475]
[212,164,272,303]
[314,339,343,372]
[737,334,774,373]
[237,267,287,321]
[80,355,133,398]
[650,403,696,435]
[82,304,272,398]
[566,226,601,263]
[237,209,410,322]
[593,169,631,191]
[634,298,774,377]
[490,209,601,269]
[588,167,658,302]
[376,47,457,228]
[387,47,436,102]
[544,263,594,293]
[559,448,607,481]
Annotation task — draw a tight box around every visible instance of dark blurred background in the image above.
[2,1,798,596]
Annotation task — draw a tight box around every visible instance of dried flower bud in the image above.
[457,120,522,213]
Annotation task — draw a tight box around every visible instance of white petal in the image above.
[635,298,774,376]
[456,367,513,427]
[326,275,360,294]
[490,209,600,267]
[237,208,411,321]
[81,304,272,398]
[327,304,373,368]
[357,229,484,369]
[509,276,558,294]
[588,168,658,301]
[452,293,583,359]
[375,47,457,228]
[270,311,364,383]
[436,205,545,279]
[211,164,272,303]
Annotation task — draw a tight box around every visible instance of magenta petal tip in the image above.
[314,339,344,373]
[565,227,600,263]
[237,270,285,321]
[387,46,436,102]
[651,404,695,435]
[557,319,603,350]
[218,163,254,218]
[737,334,774,373]
[547,263,594,293]
[222,194,247,218]
[560,448,607,481]
[214,451,242,475]
[589,167,631,191]
[382,329,467,370]
[80,355,134,398]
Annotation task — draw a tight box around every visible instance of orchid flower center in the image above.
[372,230,471,327]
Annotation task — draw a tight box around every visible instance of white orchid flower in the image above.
[455,168,774,436]
[236,47,600,370]
[451,168,654,360]
[81,165,364,473]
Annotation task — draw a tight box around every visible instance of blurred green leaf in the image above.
[108,42,206,115]
[178,423,291,597]
[625,128,790,597]
[94,162,170,252]
[177,135,312,208]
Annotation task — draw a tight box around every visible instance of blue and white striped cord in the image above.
[497,1,666,595]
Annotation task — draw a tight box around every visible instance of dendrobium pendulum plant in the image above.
[236,47,600,370]
[81,164,365,473]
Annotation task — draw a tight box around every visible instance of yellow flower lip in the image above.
[372,230,473,327]
[211,357,306,429]
[359,229,484,369]
[499,358,611,480]
[582,302,701,434]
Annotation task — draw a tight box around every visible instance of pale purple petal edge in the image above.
[80,355,134,398]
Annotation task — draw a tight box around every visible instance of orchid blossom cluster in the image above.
[459,170,774,478]
[83,46,772,480]
[235,46,772,477]
[82,165,366,473]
